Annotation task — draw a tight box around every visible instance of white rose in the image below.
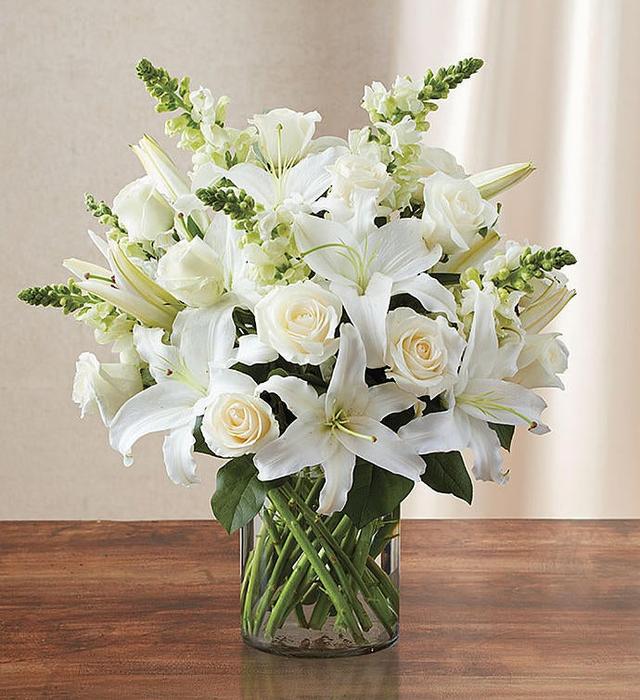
[514,333,569,389]
[112,176,175,243]
[329,152,395,204]
[250,108,321,168]
[202,393,278,457]
[156,238,225,307]
[415,145,467,179]
[422,172,498,254]
[385,308,465,398]
[72,352,142,426]
[255,281,342,365]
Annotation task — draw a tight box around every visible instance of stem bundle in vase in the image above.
[19,56,576,657]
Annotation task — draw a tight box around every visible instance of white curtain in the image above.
[396,0,640,517]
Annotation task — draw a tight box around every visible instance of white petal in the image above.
[191,162,226,191]
[461,283,499,381]
[293,212,357,285]
[171,300,237,384]
[253,419,334,480]
[284,147,344,202]
[392,273,458,325]
[79,280,174,330]
[326,323,369,415]
[133,326,182,384]
[467,419,508,484]
[399,407,471,455]
[234,334,278,366]
[109,382,200,464]
[372,219,442,281]
[335,416,424,481]
[257,375,322,417]
[365,382,418,421]
[224,163,276,207]
[332,273,393,369]
[459,378,548,430]
[318,445,356,515]
[208,367,257,397]
[63,258,112,280]
[163,422,199,486]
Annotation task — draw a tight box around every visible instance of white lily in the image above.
[468,162,535,200]
[133,134,209,238]
[193,146,346,230]
[294,189,456,367]
[399,282,548,484]
[109,299,276,485]
[65,233,183,330]
[254,324,424,515]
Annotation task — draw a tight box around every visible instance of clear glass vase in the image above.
[240,471,400,657]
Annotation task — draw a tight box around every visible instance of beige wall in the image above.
[2,0,639,519]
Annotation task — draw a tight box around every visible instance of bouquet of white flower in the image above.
[19,57,575,656]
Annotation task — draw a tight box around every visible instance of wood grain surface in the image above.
[1,520,638,698]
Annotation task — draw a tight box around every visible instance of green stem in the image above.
[267,488,366,644]
[249,479,324,636]
[283,485,397,635]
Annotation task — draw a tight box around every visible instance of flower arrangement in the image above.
[19,56,576,655]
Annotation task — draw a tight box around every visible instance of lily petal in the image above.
[336,415,424,481]
[332,273,393,369]
[224,162,276,207]
[461,283,499,381]
[133,325,182,384]
[318,445,356,515]
[326,323,370,415]
[467,419,508,484]
[171,300,237,384]
[372,219,442,281]
[163,422,199,486]
[392,273,458,325]
[399,408,471,455]
[256,375,322,417]
[365,382,418,421]
[110,382,201,465]
[284,146,345,203]
[293,212,358,285]
[234,334,278,366]
[459,378,548,430]
[253,419,333,481]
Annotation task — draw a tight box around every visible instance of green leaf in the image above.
[210,455,269,534]
[489,423,515,451]
[421,452,473,504]
[343,460,413,528]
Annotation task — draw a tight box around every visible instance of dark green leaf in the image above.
[343,460,413,528]
[421,452,473,504]
[210,455,269,534]
[489,423,515,451]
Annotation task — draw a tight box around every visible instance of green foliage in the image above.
[343,460,413,528]
[136,57,192,115]
[210,455,273,534]
[196,185,258,233]
[489,423,515,451]
[493,246,577,292]
[421,451,473,504]
[421,57,484,102]
[18,280,99,315]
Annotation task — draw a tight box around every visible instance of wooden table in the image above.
[1,521,638,698]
